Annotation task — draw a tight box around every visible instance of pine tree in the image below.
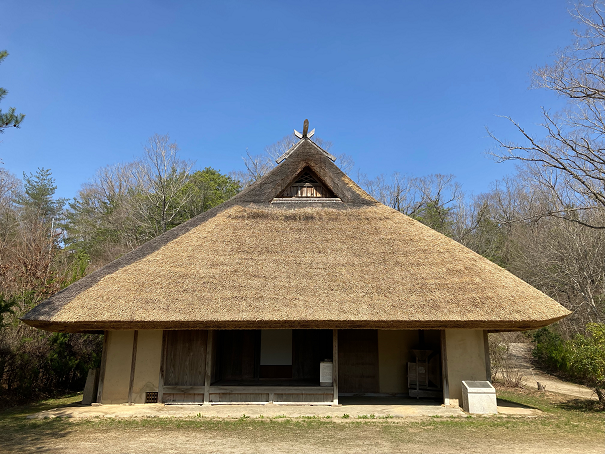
[0,50,25,133]
[15,168,66,224]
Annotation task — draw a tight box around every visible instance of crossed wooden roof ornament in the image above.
[294,119,315,139]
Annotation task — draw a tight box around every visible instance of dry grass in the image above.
[0,389,603,454]
[23,140,569,332]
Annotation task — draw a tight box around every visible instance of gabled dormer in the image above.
[276,167,336,199]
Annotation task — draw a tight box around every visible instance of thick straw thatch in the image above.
[23,139,570,332]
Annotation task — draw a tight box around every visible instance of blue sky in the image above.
[1,0,575,200]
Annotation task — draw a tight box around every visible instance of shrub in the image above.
[568,324,605,403]
[533,323,605,404]
[533,327,568,371]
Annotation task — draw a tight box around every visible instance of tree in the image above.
[0,168,20,239]
[64,162,141,266]
[65,146,239,269]
[0,51,25,133]
[490,1,605,229]
[361,172,463,236]
[461,172,605,333]
[131,134,193,237]
[178,167,240,220]
[14,168,65,224]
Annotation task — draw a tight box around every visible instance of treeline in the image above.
[1,130,604,406]
[361,170,605,336]
[0,134,240,406]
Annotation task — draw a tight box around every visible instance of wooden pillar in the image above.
[332,329,338,406]
[483,330,492,382]
[127,330,139,404]
[96,330,109,404]
[440,330,450,406]
[204,330,214,405]
[157,330,167,404]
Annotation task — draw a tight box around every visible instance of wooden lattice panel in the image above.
[278,168,335,198]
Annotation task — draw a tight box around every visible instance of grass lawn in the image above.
[0,387,603,454]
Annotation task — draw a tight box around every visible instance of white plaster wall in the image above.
[445,329,487,405]
[131,330,163,404]
[100,330,134,404]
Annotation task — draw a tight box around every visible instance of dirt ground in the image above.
[3,386,603,454]
[2,344,602,454]
[3,413,603,454]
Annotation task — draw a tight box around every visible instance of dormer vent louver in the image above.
[277,168,335,198]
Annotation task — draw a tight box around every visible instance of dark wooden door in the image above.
[217,330,257,382]
[164,330,207,386]
[338,329,379,393]
[292,329,333,381]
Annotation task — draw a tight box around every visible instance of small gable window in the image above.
[278,168,335,198]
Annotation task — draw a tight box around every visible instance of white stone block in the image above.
[461,380,497,414]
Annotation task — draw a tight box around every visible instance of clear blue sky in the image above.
[1,0,574,200]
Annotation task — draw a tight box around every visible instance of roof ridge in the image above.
[276,138,336,164]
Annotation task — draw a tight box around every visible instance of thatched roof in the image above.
[22,138,570,332]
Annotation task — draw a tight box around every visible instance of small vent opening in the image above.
[145,392,158,403]
[277,168,335,198]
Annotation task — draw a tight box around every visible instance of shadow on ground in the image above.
[557,397,604,412]
[339,396,442,406]
[0,416,75,453]
[0,395,83,453]
[495,398,535,410]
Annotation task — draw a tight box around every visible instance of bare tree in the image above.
[462,173,605,333]
[131,134,193,236]
[490,1,605,228]
[234,149,275,187]
[0,168,20,230]
[361,172,464,233]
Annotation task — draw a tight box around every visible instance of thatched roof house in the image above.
[23,125,569,407]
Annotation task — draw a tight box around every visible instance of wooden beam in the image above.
[157,330,167,404]
[332,329,338,406]
[440,330,449,406]
[127,330,139,405]
[162,386,206,394]
[204,330,214,405]
[483,330,492,382]
[209,385,331,393]
[96,330,109,404]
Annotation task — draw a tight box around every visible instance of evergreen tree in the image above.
[0,50,25,134]
[15,168,65,224]
[179,167,241,220]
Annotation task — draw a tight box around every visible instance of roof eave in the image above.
[22,314,571,333]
